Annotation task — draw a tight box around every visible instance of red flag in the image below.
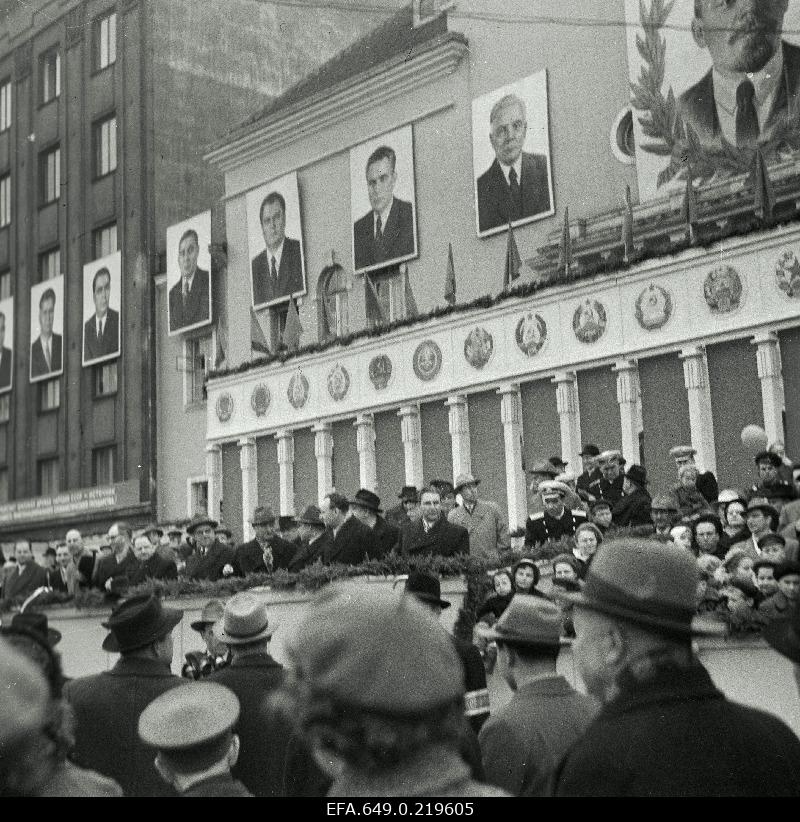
[444,242,456,305]
[754,147,775,221]
[683,165,696,241]
[558,207,572,276]
[403,265,418,318]
[250,306,271,355]
[281,297,302,352]
[504,220,522,287]
[364,273,386,326]
[214,321,227,369]
[622,184,634,262]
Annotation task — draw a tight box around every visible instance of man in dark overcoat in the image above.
[234,505,296,575]
[612,464,653,528]
[348,488,399,559]
[399,487,469,558]
[319,492,379,565]
[183,514,236,581]
[93,521,142,596]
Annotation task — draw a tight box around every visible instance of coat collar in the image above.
[229,652,282,671]
[516,674,577,699]
[108,656,177,679]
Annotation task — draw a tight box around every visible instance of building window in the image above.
[40,48,61,104]
[0,270,9,300]
[0,394,9,423]
[40,146,60,204]
[185,333,212,405]
[93,222,117,259]
[93,115,117,178]
[92,445,116,486]
[0,174,10,227]
[39,379,60,412]
[37,457,59,496]
[0,79,11,132]
[94,362,118,396]
[318,264,349,340]
[189,479,208,516]
[0,468,8,504]
[39,247,60,282]
[94,11,117,71]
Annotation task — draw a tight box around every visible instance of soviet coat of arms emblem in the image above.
[327,363,350,401]
[287,371,309,409]
[368,354,392,390]
[463,327,494,369]
[775,250,800,299]
[250,384,271,417]
[572,299,607,344]
[635,284,672,330]
[215,392,234,423]
[703,266,743,314]
[515,313,547,357]
[413,340,442,382]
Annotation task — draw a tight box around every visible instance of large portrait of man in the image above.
[167,211,212,336]
[0,297,14,394]
[625,0,800,200]
[82,252,122,367]
[471,70,555,237]
[350,125,419,274]
[30,276,64,384]
[246,173,307,309]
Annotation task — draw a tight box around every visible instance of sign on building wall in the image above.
[0,296,14,394]
[471,68,555,238]
[29,275,64,384]
[166,210,213,336]
[246,172,307,309]
[625,0,800,201]
[82,251,122,367]
[0,481,140,525]
[349,124,419,274]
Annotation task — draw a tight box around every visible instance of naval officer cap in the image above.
[539,480,570,498]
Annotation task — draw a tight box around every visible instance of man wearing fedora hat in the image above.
[285,505,334,571]
[399,486,470,558]
[320,492,379,565]
[649,493,680,539]
[234,505,296,577]
[611,465,653,528]
[751,450,797,508]
[385,485,421,529]
[526,481,588,549]
[730,498,788,560]
[184,514,237,581]
[182,600,231,680]
[448,473,509,560]
[588,450,625,507]
[477,597,597,796]
[549,538,800,796]
[576,444,602,498]
[349,489,400,559]
[669,445,718,504]
[63,593,185,796]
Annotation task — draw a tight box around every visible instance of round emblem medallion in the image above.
[572,299,607,344]
[463,327,494,369]
[635,284,673,330]
[515,313,547,357]
[250,384,271,417]
[215,392,234,423]
[368,354,392,391]
[413,340,442,382]
[287,371,309,410]
[703,266,743,314]
[327,363,350,401]
[775,250,800,299]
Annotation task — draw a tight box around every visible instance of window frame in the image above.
[94,361,118,398]
[37,456,59,497]
[39,47,61,106]
[183,331,213,407]
[0,394,9,423]
[0,269,10,300]
[38,246,61,282]
[0,173,10,228]
[93,112,117,179]
[93,10,117,73]
[39,144,61,206]
[0,78,11,133]
[92,221,118,260]
[92,443,116,486]
[38,378,60,414]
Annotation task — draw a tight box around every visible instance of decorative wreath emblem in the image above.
[635,284,673,330]
[250,384,271,417]
[703,266,743,315]
[515,313,547,357]
[215,392,234,423]
[287,371,309,410]
[413,340,442,382]
[572,299,607,344]
[368,354,392,391]
[775,250,800,299]
[463,327,494,369]
[327,363,350,402]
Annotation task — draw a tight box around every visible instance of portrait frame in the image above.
[82,251,122,368]
[246,172,308,310]
[166,210,212,337]
[349,124,419,275]
[29,275,65,385]
[471,69,556,238]
[0,296,15,395]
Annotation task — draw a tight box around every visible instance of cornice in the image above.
[204,35,469,173]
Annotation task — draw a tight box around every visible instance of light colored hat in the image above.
[0,636,49,746]
[478,596,565,648]
[669,445,697,459]
[555,472,577,485]
[539,480,570,498]
[453,472,480,492]
[214,592,276,645]
[598,449,622,462]
[190,599,225,633]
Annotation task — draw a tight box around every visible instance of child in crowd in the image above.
[760,561,800,621]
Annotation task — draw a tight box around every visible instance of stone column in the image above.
[312,422,334,502]
[552,372,581,470]
[752,332,785,447]
[238,437,257,542]
[354,414,377,491]
[680,346,717,474]
[276,429,295,516]
[498,383,527,530]
[614,360,641,467]
[398,405,424,490]
[446,395,471,480]
[204,444,222,520]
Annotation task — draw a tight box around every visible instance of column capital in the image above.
[311,421,332,434]
[205,443,222,455]
[354,412,375,428]
[552,371,578,415]
[496,381,521,396]
[238,437,256,471]
[679,344,705,360]
[613,358,638,374]
[615,359,640,405]
[275,429,294,464]
[445,394,468,408]
[313,423,334,459]
[551,370,577,385]
[398,405,421,444]
[681,347,707,390]
[752,330,779,347]
[237,436,256,447]
[498,385,522,425]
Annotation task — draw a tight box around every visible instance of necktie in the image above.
[182,276,190,301]
[262,544,274,573]
[508,167,522,218]
[374,215,386,262]
[375,215,383,240]
[735,80,759,149]
[98,319,104,338]
[44,341,51,371]
[270,256,278,283]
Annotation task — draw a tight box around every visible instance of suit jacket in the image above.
[353,197,415,271]
[30,333,63,378]
[1,561,48,602]
[400,515,470,558]
[251,238,304,306]
[83,308,120,362]
[612,488,653,528]
[64,657,185,797]
[133,552,178,583]
[168,266,210,332]
[47,563,77,595]
[93,549,142,595]
[697,471,719,504]
[677,42,800,149]
[371,515,400,559]
[184,540,236,581]
[477,152,551,233]
[0,346,12,390]
[323,515,379,565]
[234,535,296,576]
[286,531,334,572]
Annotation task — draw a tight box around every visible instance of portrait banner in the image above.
[0,296,14,395]
[82,251,122,367]
[29,275,65,384]
[166,210,212,336]
[246,172,308,310]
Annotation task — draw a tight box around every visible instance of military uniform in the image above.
[526,507,587,547]
[587,474,625,506]
[576,467,602,496]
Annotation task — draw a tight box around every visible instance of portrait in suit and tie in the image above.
[82,252,122,367]
[29,276,64,383]
[166,211,212,336]
[350,125,419,274]
[0,298,14,394]
[247,173,307,309]
[472,71,555,237]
